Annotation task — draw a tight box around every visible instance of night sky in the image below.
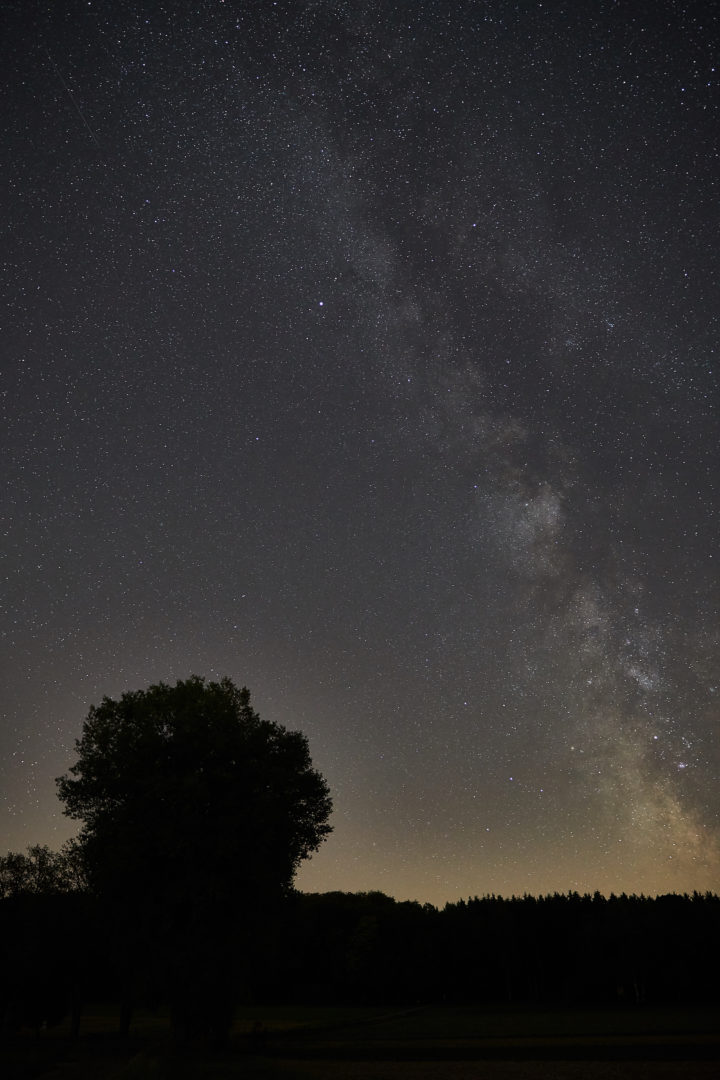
[3,1,719,905]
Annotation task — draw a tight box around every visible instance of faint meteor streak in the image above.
[45,48,102,149]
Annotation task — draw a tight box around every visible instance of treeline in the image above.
[1,846,719,1035]
[275,888,720,1006]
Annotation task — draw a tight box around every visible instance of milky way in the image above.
[2,1,718,903]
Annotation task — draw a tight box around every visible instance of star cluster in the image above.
[2,1,719,904]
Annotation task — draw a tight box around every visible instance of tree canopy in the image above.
[55,676,332,1039]
[57,676,331,896]
[0,843,85,900]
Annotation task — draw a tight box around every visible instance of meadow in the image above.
[2,1001,719,1079]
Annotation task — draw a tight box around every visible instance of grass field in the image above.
[2,1001,719,1079]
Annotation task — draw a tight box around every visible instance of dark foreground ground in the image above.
[2,1002,719,1079]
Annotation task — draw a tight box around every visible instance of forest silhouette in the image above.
[1,678,719,1067]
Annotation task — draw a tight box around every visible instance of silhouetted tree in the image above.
[56,676,332,1042]
[0,843,85,899]
[0,844,89,1036]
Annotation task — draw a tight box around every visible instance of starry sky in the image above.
[2,0,719,905]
